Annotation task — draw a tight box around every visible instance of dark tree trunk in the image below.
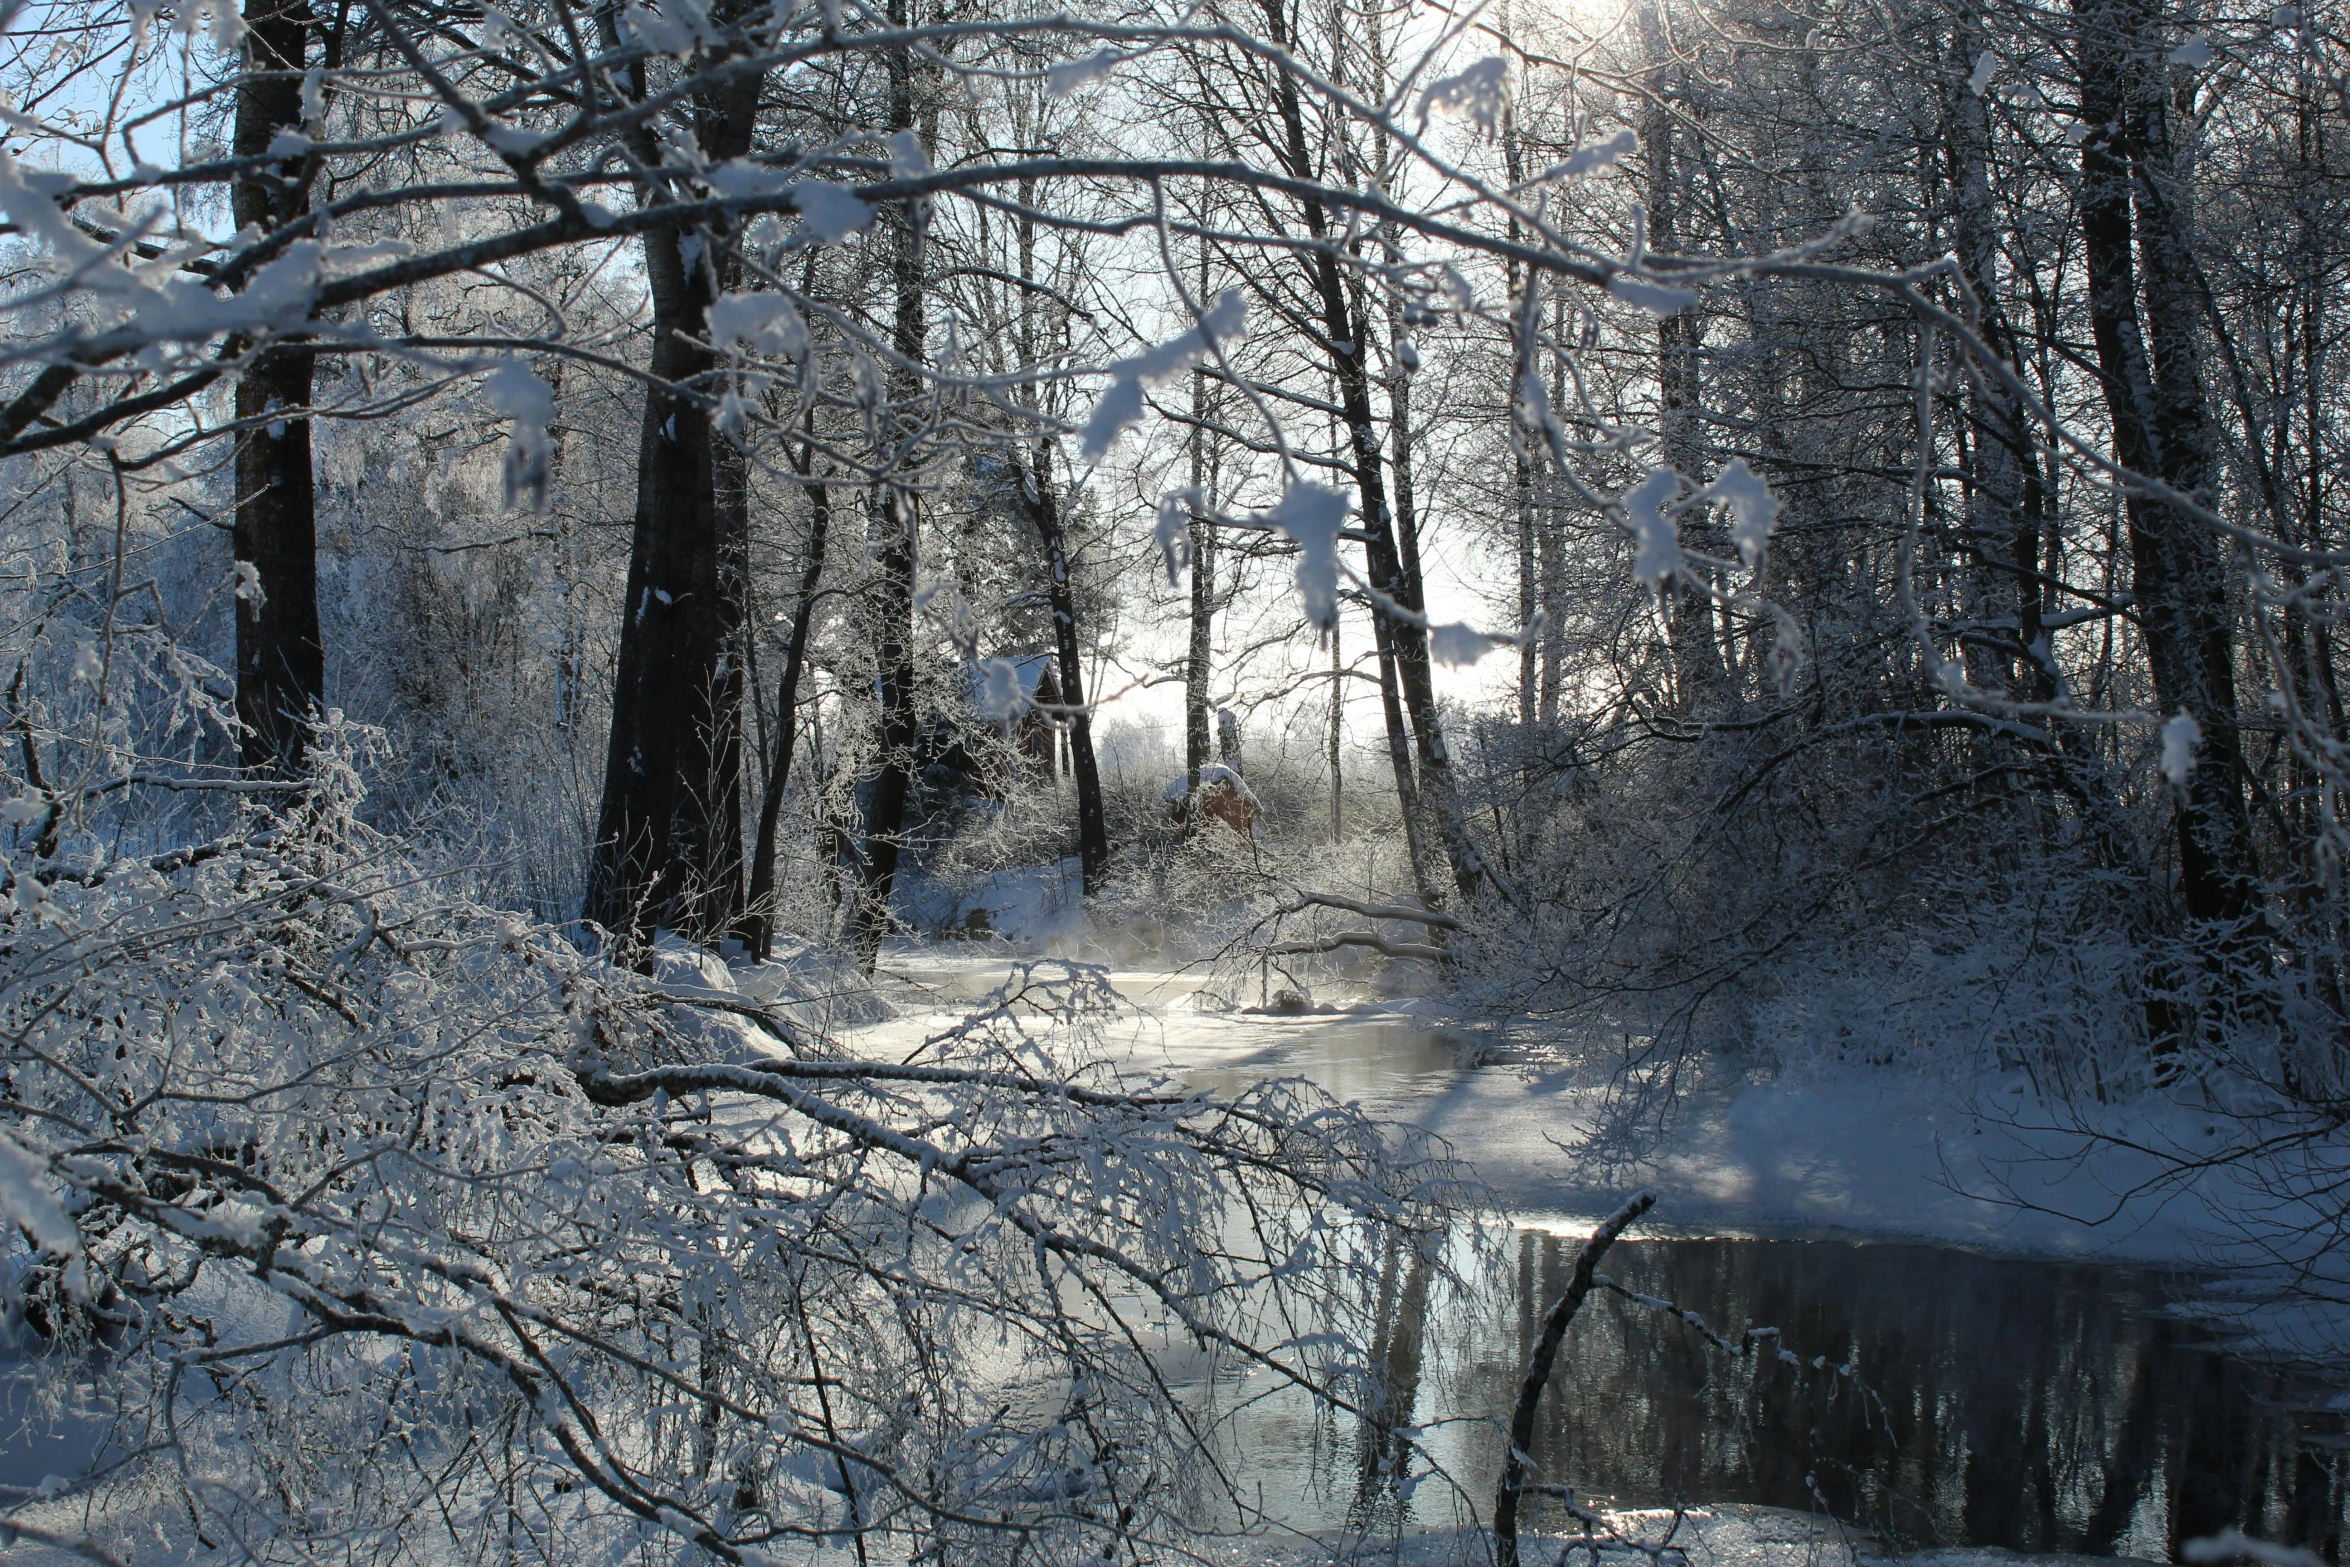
[998,159,1107,894]
[232,0,322,777]
[1514,446,1536,731]
[1640,2,1727,714]
[738,445,828,961]
[1492,1195,1654,1567]
[1021,443,1110,896]
[585,74,761,944]
[848,21,927,969]
[1368,326,1482,903]
[1373,608,1439,910]
[1943,25,2143,879]
[1382,308,1465,893]
[2073,0,2262,937]
[1501,32,1536,736]
[1253,0,1481,903]
[711,416,751,904]
[1949,33,2050,705]
[851,481,920,968]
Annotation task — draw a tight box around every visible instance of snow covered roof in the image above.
[1162,762,1259,804]
[966,654,1057,718]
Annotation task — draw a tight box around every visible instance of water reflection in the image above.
[854,964,2350,1559]
[1190,1234,2350,1559]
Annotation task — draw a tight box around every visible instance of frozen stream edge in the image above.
[858,946,2277,1272]
[836,947,2258,1567]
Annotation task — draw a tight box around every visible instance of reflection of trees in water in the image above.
[1349,1233,1440,1534]
[1382,1237,2350,1557]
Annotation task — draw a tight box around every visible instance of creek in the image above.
[862,949,2350,1558]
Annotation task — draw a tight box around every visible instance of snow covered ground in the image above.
[775,1503,2166,1567]
[855,946,2259,1270]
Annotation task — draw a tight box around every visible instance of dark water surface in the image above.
[1515,1238,2343,1555]
[1186,1233,2349,1560]
[873,960,2350,1559]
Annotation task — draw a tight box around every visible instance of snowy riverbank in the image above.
[842,938,2350,1377]
[856,946,2258,1264]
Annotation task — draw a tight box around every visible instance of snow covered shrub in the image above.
[1739,887,2156,1096]
[1452,699,2159,1097]
[0,446,247,861]
[0,732,1463,1563]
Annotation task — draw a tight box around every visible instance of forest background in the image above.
[0,0,2344,1554]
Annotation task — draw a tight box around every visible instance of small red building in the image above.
[1164,763,1259,838]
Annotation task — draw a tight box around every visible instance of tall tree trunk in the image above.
[852,485,919,968]
[1501,6,1536,735]
[1334,346,1428,894]
[1022,442,1110,896]
[1949,20,2048,705]
[2288,76,2347,746]
[1373,610,1439,909]
[232,0,322,777]
[711,413,750,908]
[1372,312,1447,902]
[738,436,831,961]
[585,72,761,944]
[1253,0,1481,903]
[1184,374,1216,812]
[1377,317,1487,902]
[1003,163,1108,895]
[1328,623,1343,842]
[1948,22,2141,879]
[2073,0,2261,944]
[1514,451,1536,731]
[849,20,927,968]
[1538,294,1567,726]
[1639,1,1726,716]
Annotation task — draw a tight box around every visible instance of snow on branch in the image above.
[1259,929,1453,962]
[0,753,1460,1561]
[1272,891,1462,931]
